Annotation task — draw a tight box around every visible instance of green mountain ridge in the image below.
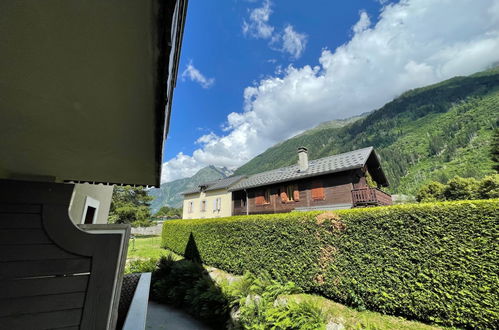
[235,67,499,195]
[148,165,233,212]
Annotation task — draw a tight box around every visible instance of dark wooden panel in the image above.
[0,229,52,245]
[0,308,82,330]
[1,244,78,262]
[0,275,89,299]
[0,203,41,214]
[0,292,85,317]
[0,213,42,228]
[0,258,91,279]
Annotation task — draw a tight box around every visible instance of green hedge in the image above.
[161,200,499,328]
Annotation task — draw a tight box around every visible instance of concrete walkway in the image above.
[146,301,211,330]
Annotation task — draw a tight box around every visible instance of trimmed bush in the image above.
[161,200,499,328]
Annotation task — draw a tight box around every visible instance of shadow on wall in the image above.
[184,232,202,263]
[151,232,230,327]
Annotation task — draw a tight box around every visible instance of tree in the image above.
[492,128,499,172]
[416,181,445,202]
[477,174,499,199]
[154,206,182,219]
[443,176,479,201]
[108,186,153,224]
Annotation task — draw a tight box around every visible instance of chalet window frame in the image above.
[264,189,271,205]
[255,189,270,206]
[281,184,299,203]
[200,200,206,212]
[188,201,193,213]
[311,181,325,201]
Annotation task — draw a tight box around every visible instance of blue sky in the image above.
[162,0,499,182]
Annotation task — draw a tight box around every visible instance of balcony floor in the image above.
[146,301,209,330]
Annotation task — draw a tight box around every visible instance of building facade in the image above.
[230,147,392,215]
[182,176,245,219]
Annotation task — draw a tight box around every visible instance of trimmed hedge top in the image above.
[161,200,499,328]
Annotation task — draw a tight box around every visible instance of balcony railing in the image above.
[352,187,392,206]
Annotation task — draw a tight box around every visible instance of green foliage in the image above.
[416,174,499,201]
[125,258,158,274]
[131,219,154,227]
[154,206,182,219]
[478,174,499,198]
[492,128,499,172]
[443,176,479,200]
[151,256,229,327]
[263,301,327,330]
[235,68,499,195]
[161,200,499,328]
[108,186,153,224]
[415,181,445,202]
[222,271,326,329]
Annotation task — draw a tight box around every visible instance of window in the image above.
[311,181,325,201]
[281,185,299,202]
[264,189,270,204]
[200,200,206,212]
[188,201,193,213]
[81,196,100,224]
[83,206,96,224]
[213,197,222,212]
[255,189,270,206]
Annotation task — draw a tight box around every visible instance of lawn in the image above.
[127,235,167,260]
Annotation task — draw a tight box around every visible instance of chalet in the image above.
[0,1,187,329]
[182,175,245,219]
[230,147,392,215]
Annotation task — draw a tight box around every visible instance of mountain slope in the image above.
[235,67,499,195]
[148,165,233,212]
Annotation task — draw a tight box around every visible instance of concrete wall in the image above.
[69,183,114,225]
[182,189,233,219]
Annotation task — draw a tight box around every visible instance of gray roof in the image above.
[230,147,377,191]
[181,175,246,195]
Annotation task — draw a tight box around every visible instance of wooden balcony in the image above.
[352,187,392,207]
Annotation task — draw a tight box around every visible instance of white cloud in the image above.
[242,0,274,39]
[242,1,308,59]
[181,61,214,89]
[353,11,371,34]
[281,25,308,59]
[162,0,499,183]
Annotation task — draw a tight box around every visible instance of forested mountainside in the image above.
[235,67,499,195]
[148,165,233,211]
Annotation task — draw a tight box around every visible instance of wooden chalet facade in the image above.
[231,147,391,215]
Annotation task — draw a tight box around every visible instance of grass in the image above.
[127,235,168,260]
[126,238,443,329]
[285,294,443,330]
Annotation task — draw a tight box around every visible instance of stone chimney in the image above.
[297,147,308,172]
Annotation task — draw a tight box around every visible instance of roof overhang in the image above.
[0,0,188,187]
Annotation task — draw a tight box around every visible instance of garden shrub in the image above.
[151,256,230,327]
[124,258,158,274]
[161,200,499,328]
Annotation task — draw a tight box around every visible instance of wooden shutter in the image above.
[293,185,300,201]
[280,186,288,202]
[255,191,264,206]
[311,181,325,200]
